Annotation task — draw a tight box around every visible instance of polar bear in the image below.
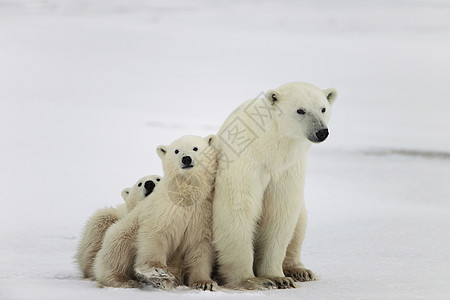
[94,135,218,291]
[121,175,162,213]
[212,82,337,289]
[76,175,161,279]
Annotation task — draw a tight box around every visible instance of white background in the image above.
[0,1,449,299]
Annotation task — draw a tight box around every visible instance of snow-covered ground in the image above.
[1,1,449,299]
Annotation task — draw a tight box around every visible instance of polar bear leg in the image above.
[94,219,139,288]
[213,167,272,289]
[134,228,173,283]
[76,207,120,279]
[283,205,316,282]
[184,238,217,291]
[254,166,302,288]
[182,208,217,290]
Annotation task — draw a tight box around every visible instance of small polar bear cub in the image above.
[76,175,161,279]
[94,135,218,291]
[120,175,162,213]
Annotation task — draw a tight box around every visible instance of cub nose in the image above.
[182,156,192,166]
[144,180,156,194]
[315,129,329,142]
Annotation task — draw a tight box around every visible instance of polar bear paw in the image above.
[135,265,175,280]
[266,276,296,289]
[236,277,276,290]
[148,278,176,290]
[283,266,316,282]
[191,280,218,291]
[135,265,177,289]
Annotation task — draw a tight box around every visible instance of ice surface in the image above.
[0,1,449,299]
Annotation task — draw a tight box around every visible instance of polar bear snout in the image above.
[308,128,329,143]
[181,156,194,169]
[315,128,329,142]
[144,180,156,196]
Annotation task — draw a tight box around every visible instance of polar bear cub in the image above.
[76,175,161,279]
[94,135,218,290]
[120,175,162,213]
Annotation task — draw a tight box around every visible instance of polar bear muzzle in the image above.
[307,128,329,143]
[181,156,194,169]
[315,128,329,142]
[144,180,156,197]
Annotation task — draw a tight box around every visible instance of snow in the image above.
[0,0,449,299]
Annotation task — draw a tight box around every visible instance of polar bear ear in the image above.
[323,88,338,105]
[266,89,279,105]
[121,188,130,201]
[156,145,167,159]
[205,134,216,146]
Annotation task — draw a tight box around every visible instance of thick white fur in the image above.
[213,82,337,289]
[94,135,218,290]
[76,175,161,279]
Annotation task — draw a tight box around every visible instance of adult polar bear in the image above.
[213,82,337,289]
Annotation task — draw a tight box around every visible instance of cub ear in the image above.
[205,134,216,146]
[266,89,279,105]
[323,88,338,105]
[121,188,130,201]
[156,145,167,159]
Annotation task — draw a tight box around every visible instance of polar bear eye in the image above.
[156,178,161,182]
[138,182,142,187]
[297,109,305,115]
[193,147,198,152]
[175,149,179,154]
[322,108,326,113]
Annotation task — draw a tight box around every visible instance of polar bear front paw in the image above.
[149,278,176,290]
[191,280,218,291]
[266,276,296,289]
[283,266,316,282]
[135,265,177,290]
[135,265,175,280]
[236,277,276,290]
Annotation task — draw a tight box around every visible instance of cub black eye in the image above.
[156,178,161,182]
[322,108,326,113]
[138,182,142,187]
[175,149,179,154]
[297,109,305,115]
[193,147,198,152]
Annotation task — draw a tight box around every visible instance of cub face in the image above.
[156,135,217,177]
[121,174,162,211]
[266,82,337,143]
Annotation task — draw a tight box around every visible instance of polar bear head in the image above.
[266,82,337,143]
[156,135,217,178]
[156,135,218,207]
[121,175,162,212]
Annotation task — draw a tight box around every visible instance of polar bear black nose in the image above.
[182,156,192,166]
[315,129,329,142]
[144,180,155,196]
